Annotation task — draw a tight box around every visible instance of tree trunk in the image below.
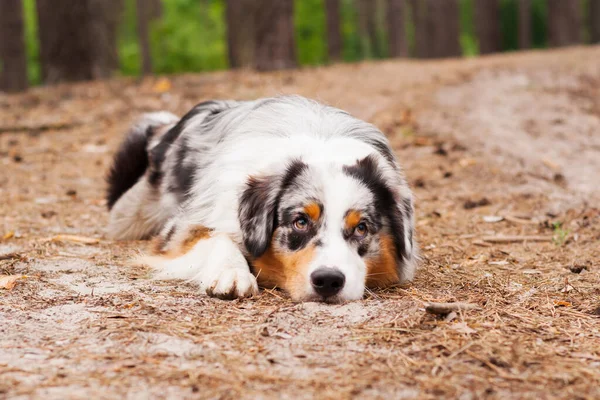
[35,0,123,83]
[442,0,462,57]
[387,0,407,57]
[136,0,152,75]
[96,0,125,73]
[547,0,582,47]
[427,0,461,58]
[325,0,343,62]
[518,0,531,49]
[590,0,600,43]
[149,0,163,19]
[254,0,296,71]
[475,0,502,54]
[226,0,256,68]
[358,0,374,58]
[411,0,460,59]
[0,0,28,92]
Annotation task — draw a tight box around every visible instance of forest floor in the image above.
[1,46,600,400]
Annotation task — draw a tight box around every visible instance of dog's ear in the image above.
[239,175,280,258]
[343,155,416,279]
[239,160,307,258]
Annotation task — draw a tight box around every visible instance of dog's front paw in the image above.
[204,269,259,300]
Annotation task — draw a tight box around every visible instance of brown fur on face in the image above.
[152,225,213,258]
[304,202,321,221]
[345,210,362,230]
[252,229,316,299]
[365,234,399,288]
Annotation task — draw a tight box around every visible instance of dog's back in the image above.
[105,100,242,239]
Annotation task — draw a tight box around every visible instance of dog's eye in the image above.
[293,217,309,232]
[354,223,368,238]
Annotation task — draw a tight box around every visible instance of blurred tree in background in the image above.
[0,0,598,92]
[0,0,29,91]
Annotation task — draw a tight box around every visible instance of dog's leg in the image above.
[143,229,259,300]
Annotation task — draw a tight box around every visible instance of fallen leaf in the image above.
[83,144,108,154]
[488,260,509,266]
[273,332,292,339]
[464,198,491,209]
[400,109,413,125]
[2,231,14,240]
[542,158,561,171]
[0,274,26,290]
[553,300,572,307]
[413,137,433,146]
[152,77,172,93]
[560,284,574,293]
[459,158,477,167]
[259,326,270,337]
[568,265,588,274]
[50,235,100,245]
[522,269,543,275]
[483,215,504,223]
[450,322,477,334]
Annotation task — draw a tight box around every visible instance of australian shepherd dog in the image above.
[106,96,417,302]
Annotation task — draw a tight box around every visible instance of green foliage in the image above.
[552,221,570,246]
[295,0,327,65]
[14,0,597,86]
[23,0,41,84]
[500,0,519,51]
[531,0,548,48]
[460,0,478,57]
[405,1,416,56]
[119,0,227,76]
[340,0,362,62]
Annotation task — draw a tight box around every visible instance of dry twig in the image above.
[481,235,551,243]
[0,121,81,134]
[425,302,481,315]
[0,253,22,261]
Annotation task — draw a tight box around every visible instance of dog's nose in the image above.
[310,268,345,298]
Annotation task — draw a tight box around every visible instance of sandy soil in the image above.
[1,46,599,399]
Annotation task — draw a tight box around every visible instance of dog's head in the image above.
[239,154,416,302]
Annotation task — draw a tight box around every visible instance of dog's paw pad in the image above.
[205,269,258,300]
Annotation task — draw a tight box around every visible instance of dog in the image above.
[106,96,417,302]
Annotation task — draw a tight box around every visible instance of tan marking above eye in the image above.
[303,203,321,221]
[345,210,362,230]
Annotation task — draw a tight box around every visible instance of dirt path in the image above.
[1,47,599,399]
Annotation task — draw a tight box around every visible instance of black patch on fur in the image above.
[148,100,223,187]
[105,126,152,210]
[343,155,407,261]
[280,161,308,193]
[169,136,196,201]
[402,196,414,249]
[283,224,317,252]
[239,159,308,258]
[164,225,176,244]
[365,137,396,167]
[287,231,314,251]
[357,243,369,257]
